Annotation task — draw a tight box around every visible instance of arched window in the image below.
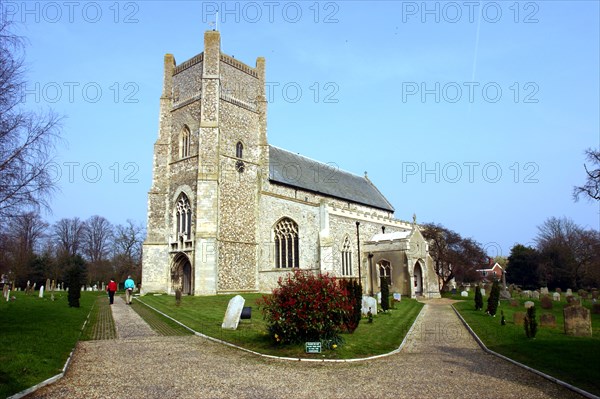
[341,236,352,276]
[175,193,192,240]
[180,126,190,158]
[236,141,243,159]
[378,260,391,286]
[274,218,299,268]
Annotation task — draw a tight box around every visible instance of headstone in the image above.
[500,289,511,300]
[563,305,592,337]
[480,288,486,297]
[451,288,456,295]
[540,313,556,327]
[376,292,381,304]
[579,290,588,299]
[240,306,252,319]
[532,291,540,300]
[5,289,9,302]
[553,292,560,301]
[522,290,531,298]
[566,288,573,296]
[51,280,56,291]
[45,279,51,292]
[513,312,526,326]
[393,293,401,301]
[540,287,549,296]
[566,295,578,306]
[39,285,44,298]
[524,301,534,309]
[460,291,468,297]
[2,284,8,300]
[222,295,245,330]
[540,295,553,309]
[361,296,378,315]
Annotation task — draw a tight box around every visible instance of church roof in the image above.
[268,145,395,212]
[369,231,412,242]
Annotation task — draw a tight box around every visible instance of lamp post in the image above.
[368,253,374,296]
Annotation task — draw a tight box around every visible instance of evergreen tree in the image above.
[474,285,483,310]
[65,256,86,308]
[380,276,389,312]
[486,280,500,316]
[352,281,362,331]
[524,306,538,338]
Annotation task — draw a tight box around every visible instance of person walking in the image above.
[107,279,117,305]
[124,275,135,305]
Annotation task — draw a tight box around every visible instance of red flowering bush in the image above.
[259,270,353,344]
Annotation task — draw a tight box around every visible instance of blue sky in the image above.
[6,0,599,256]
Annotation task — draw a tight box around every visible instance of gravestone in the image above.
[376,292,381,304]
[393,293,401,301]
[361,296,378,315]
[566,288,573,296]
[51,280,56,291]
[522,290,531,298]
[563,305,592,337]
[540,287,549,296]
[221,295,245,330]
[39,285,44,298]
[2,284,8,300]
[524,301,534,309]
[240,306,252,319]
[45,279,51,292]
[553,292,560,301]
[540,313,556,327]
[532,291,540,300]
[480,288,486,297]
[451,288,456,295]
[513,312,526,326]
[566,295,578,306]
[540,295,553,309]
[5,289,9,302]
[460,291,468,297]
[500,289,511,300]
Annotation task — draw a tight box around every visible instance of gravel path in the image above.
[26,298,585,399]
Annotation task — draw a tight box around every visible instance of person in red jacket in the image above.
[106,279,117,305]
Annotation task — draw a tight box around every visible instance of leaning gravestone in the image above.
[540,313,556,327]
[564,305,592,337]
[553,292,560,301]
[221,295,245,330]
[361,296,378,315]
[39,285,44,298]
[524,301,535,309]
[460,291,468,297]
[513,312,526,326]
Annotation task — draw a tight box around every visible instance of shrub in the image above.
[259,270,353,344]
[474,285,483,310]
[486,280,500,316]
[380,276,389,312]
[340,279,362,333]
[524,305,538,338]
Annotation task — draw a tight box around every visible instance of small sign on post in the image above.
[305,342,322,354]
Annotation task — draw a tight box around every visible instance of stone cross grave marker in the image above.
[222,295,245,330]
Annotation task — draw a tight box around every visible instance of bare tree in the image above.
[81,215,113,263]
[53,217,85,257]
[0,18,63,219]
[112,219,145,282]
[573,148,600,201]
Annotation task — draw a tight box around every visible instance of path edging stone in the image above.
[451,304,599,399]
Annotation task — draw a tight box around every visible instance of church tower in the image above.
[142,31,267,295]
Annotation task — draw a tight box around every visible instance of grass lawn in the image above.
[0,291,100,398]
[453,296,600,396]
[137,293,424,359]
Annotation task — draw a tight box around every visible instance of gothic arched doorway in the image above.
[414,262,423,295]
[172,253,192,295]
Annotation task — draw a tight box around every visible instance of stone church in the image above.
[141,31,440,299]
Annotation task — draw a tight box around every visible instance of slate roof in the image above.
[268,145,395,212]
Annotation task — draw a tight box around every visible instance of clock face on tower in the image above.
[236,160,245,173]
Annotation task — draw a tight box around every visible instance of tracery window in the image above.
[274,218,299,268]
[180,126,190,158]
[341,236,352,276]
[378,260,392,286]
[176,193,192,240]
